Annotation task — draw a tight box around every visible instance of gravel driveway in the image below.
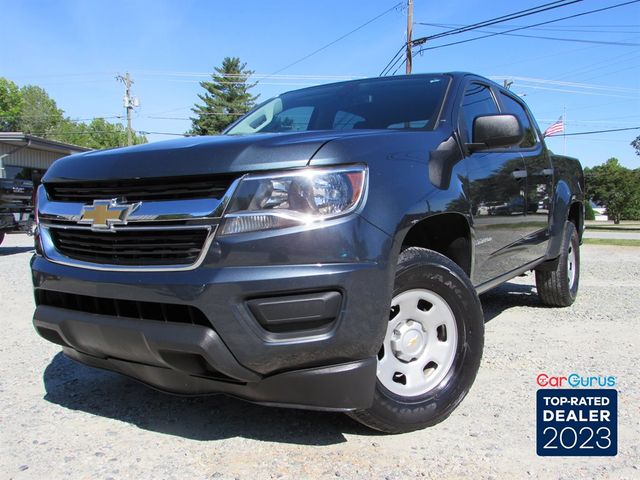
[1,233,638,479]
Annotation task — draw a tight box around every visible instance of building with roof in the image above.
[0,132,91,184]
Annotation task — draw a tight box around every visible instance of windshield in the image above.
[225,75,449,135]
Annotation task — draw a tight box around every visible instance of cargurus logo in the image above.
[537,373,617,388]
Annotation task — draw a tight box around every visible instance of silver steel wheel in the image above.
[567,243,576,289]
[377,288,458,397]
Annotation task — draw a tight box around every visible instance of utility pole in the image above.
[503,79,513,90]
[406,0,413,74]
[116,72,135,146]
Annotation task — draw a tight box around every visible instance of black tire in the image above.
[348,247,484,433]
[535,221,580,307]
[0,232,4,246]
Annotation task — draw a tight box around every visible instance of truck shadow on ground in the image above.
[480,280,544,323]
[0,246,34,256]
[43,353,375,445]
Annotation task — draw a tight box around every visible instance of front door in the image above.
[458,82,529,286]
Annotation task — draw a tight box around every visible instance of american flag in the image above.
[543,116,564,137]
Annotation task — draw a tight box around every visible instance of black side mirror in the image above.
[467,114,523,152]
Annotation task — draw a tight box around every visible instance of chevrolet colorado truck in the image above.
[31,73,584,433]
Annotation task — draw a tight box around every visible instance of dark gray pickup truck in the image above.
[31,73,584,433]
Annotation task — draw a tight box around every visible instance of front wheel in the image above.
[348,247,484,433]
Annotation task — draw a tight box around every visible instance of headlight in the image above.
[220,165,367,235]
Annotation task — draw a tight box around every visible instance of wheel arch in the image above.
[397,212,473,278]
[567,200,584,242]
[545,179,584,260]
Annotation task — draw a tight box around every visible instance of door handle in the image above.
[511,170,527,179]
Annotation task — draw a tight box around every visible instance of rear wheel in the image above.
[535,221,580,307]
[348,247,484,433]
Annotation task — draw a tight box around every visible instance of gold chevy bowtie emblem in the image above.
[78,200,139,230]
[407,335,418,347]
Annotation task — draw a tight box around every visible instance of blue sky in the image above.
[2,0,639,168]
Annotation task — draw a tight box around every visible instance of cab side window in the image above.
[499,93,538,148]
[460,83,500,143]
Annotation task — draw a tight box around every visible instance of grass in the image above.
[585,226,640,232]
[583,238,640,247]
[585,222,640,231]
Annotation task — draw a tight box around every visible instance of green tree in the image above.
[0,78,23,131]
[585,158,640,224]
[0,79,63,135]
[632,135,640,156]
[190,57,258,135]
[52,117,146,149]
[19,85,64,135]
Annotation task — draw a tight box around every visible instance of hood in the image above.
[43,130,392,183]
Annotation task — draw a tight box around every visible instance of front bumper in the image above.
[31,215,393,410]
[34,305,376,410]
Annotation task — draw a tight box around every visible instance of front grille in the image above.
[50,228,209,266]
[44,174,237,202]
[35,289,210,327]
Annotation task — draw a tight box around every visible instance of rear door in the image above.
[457,81,528,286]
[497,91,553,261]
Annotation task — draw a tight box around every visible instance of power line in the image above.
[514,84,638,99]
[380,45,407,76]
[548,126,640,136]
[258,1,402,82]
[147,113,246,121]
[413,0,583,43]
[28,125,639,139]
[137,131,190,136]
[415,22,640,34]
[0,113,122,121]
[482,32,636,73]
[122,127,640,139]
[488,76,638,93]
[536,99,631,115]
[553,49,639,80]
[583,63,640,82]
[414,0,640,55]
[380,49,406,76]
[163,80,327,87]
[381,0,585,75]
[24,130,145,136]
[415,23,640,47]
[136,71,364,80]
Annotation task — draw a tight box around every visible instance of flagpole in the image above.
[563,106,567,156]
